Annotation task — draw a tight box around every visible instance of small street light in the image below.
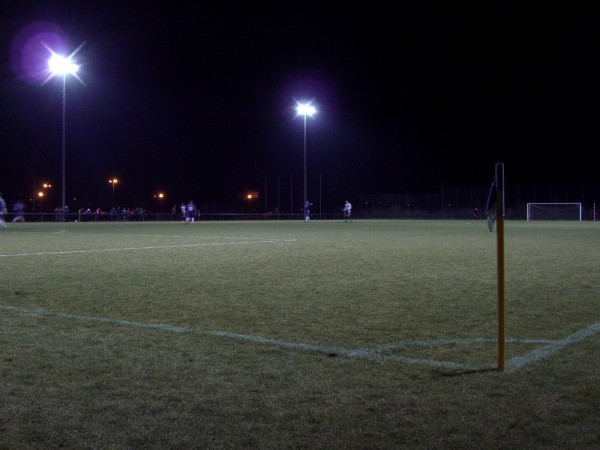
[158,193,164,214]
[38,191,44,218]
[37,183,52,215]
[109,178,118,206]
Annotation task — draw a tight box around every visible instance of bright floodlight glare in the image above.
[48,53,79,76]
[296,103,316,117]
[42,41,86,86]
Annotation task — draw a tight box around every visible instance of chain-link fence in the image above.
[358,185,600,220]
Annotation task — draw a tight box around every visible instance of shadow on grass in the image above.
[433,367,499,377]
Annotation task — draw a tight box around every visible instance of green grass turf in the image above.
[0,220,599,448]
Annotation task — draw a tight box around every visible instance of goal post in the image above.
[526,203,582,222]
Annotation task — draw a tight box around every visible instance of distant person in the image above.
[304,200,313,222]
[185,200,197,223]
[473,207,479,220]
[343,200,352,223]
[180,203,186,221]
[12,200,25,222]
[0,192,7,229]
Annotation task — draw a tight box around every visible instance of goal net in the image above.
[527,203,582,221]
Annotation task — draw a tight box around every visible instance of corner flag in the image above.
[488,163,506,372]
[485,178,496,232]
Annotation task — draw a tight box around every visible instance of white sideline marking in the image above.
[12,229,288,241]
[23,231,274,240]
[0,305,470,370]
[506,322,600,370]
[0,238,296,258]
[374,337,560,350]
[2,305,597,371]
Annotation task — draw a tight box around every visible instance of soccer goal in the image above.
[526,203,582,221]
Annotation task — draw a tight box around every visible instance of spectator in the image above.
[0,192,7,229]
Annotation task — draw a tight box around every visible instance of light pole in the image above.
[109,179,118,206]
[45,42,85,216]
[295,102,317,208]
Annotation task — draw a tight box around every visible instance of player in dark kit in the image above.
[304,201,313,222]
[343,200,352,223]
[185,200,197,223]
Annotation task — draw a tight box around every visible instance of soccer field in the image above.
[1,220,599,448]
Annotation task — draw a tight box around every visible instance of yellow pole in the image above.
[496,163,506,371]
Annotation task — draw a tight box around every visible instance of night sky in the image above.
[1,1,599,211]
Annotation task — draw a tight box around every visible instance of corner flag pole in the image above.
[496,163,506,371]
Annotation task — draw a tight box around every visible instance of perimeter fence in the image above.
[358,184,600,220]
[9,212,345,222]
[7,184,600,222]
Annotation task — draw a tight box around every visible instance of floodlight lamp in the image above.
[48,53,79,76]
[296,103,316,117]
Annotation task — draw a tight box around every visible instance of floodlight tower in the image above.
[45,42,85,215]
[295,102,317,208]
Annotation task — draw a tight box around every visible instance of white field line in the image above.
[3,305,597,371]
[10,228,290,241]
[0,238,296,258]
[373,337,561,350]
[506,322,600,370]
[18,231,279,240]
[0,305,472,370]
